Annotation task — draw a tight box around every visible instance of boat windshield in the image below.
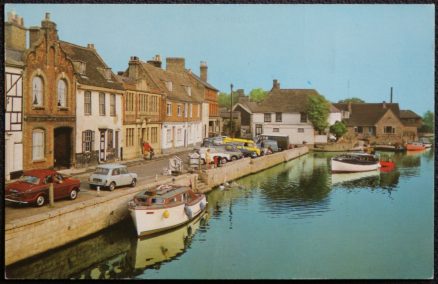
[151,197,164,204]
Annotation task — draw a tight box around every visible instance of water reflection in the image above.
[5,212,210,280]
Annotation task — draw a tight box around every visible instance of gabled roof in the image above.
[140,62,203,103]
[5,48,24,67]
[59,41,124,91]
[254,89,320,113]
[333,103,401,126]
[399,110,421,119]
[186,71,219,92]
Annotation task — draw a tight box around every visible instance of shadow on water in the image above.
[5,212,210,280]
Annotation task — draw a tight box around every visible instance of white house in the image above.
[4,12,25,180]
[60,41,124,166]
[233,79,335,145]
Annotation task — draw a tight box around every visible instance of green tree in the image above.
[307,94,330,134]
[218,92,231,108]
[249,88,268,102]
[329,121,348,141]
[338,97,365,103]
[419,110,434,133]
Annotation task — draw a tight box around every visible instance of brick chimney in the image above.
[166,57,185,73]
[382,101,386,109]
[273,79,280,90]
[87,43,95,50]
[147,54,162,68]
[40,12,58,41]
[128,56,141,80]
[5,11,26,51]
[200,61,208,81]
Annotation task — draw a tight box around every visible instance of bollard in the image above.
[97,186,100,196]
[49,183,54,207]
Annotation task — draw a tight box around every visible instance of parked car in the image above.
[5,169,81,207]
[226,142,258,158]
[201,136,227,147]
[89,164,138,191]
[193,145,243,165]
[222,137,261,156]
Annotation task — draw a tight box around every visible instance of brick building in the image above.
[22,13,77,170]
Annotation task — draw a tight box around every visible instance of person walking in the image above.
[143,141,152,160]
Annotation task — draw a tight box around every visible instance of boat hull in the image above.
[129,195,207,237]
[331,159,380,173]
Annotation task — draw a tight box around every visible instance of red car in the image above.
[5,169,81,207]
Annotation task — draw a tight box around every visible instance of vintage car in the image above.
[88,164,138,191]
[193,145,243,165]
[5,169,81,207]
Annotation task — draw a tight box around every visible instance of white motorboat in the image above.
[331,153,380,173]
[128,183,207,237]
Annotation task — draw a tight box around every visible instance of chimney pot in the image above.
[200,61,208,81]
[273,79,280,89]
[87,43,95,49]
[382,101,386,108]
[45,12,50,20]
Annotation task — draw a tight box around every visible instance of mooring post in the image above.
[49,183,54,207]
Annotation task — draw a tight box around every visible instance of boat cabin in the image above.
[133,185,199,207]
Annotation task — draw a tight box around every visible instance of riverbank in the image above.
[5,147,308,266]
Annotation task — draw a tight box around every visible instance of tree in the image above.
[338,97,365,103]
[329,121,348,141]
[307,94,330,134]
[419,110,434,133]
[218,92,231,108]
[249,88,268,102]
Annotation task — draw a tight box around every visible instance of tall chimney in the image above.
[128,56,140,79]
[166,57,185,73]
[390,87,393,103]
[147,54,162,68]
[5,11,26,51]
[200,61,208,81]
[273,79,280,89]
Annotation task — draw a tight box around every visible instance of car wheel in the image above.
[221,157,227,164]
[36,195,45,207]
[231,156,237,161]
[131,178,137,187]
[109,182,116,191]
[70,189,78,200]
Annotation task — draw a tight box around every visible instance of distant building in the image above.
[333,102,422,143]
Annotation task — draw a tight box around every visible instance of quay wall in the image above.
[200,147,308,189]
[5,147,308,266]
[5,174,196,266]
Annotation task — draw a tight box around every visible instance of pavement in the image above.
[5,147,200,223]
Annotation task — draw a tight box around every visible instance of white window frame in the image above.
[166,129,171,143]
[167,103,172,116]
[84,91,92,115]
[32,76,44,107]
[177,105,182,117]
[57,79,67,108]
[32,129,44,160]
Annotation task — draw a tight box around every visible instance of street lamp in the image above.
[230,83,233,137]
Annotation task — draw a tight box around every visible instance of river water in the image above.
[5,150,434,279]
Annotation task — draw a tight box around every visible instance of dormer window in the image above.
[73,61,86,75]
[185,86,192,96]
[165,81,173,92]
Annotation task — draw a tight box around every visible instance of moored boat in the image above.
[331,153,380,173]
[405,142,426,151]
[128,183,207,237]
[373,144,405,152]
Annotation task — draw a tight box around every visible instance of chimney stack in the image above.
[166,57,185,73]
[87,43,95,50]
[128,56,141,79]
[382,101,386,109]
[390,87,393,103]
[147,54,162,68]
[5,11,26,51]
[273,79,280,90]
[200,61,208,82]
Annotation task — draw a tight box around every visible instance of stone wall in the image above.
[5,174,196,266]
[200,147,308,188]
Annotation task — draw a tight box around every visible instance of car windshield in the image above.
[94,167,110,175]
[19,175,40,185]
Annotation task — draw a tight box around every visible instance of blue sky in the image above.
[6,4,434,115]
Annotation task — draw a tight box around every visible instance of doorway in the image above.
[54,127,72,169]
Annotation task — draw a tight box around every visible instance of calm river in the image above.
[5,150,434,279]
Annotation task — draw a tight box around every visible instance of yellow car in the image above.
[223,137,261,156]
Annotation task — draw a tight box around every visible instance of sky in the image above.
[5,4,435,115]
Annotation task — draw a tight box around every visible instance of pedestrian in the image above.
[205,148,212,169]
[149,147,154,160]
[143,141,152,160]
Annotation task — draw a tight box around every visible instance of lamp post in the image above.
[230,83,233,137]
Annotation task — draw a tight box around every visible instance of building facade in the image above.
[22,13,77,170]
[5,11,25,180]
[59,41,124,167]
